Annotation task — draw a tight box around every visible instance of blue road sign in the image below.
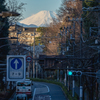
[11,58,22,70]
[7,55,26,81]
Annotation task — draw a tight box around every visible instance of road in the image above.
[33,82,67,100]
[9,81,67,100]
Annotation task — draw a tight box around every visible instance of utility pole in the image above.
[68,18,81,98]
[72,20,75,97]
[72,47,75,97]
[97,2,100,99]
[82,2,100,99]
[98,4,100,99]
[98,4,100,35]
[69,17,83,100]
[32,32,36,78]
[79,18,83,100]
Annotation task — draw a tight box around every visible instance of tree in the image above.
[57,0,83,42]
[0,0,25,90]
[0,0,9,61]
[0,0,10,90]
[82,0,99,38]
[57,0,82,23]
[36,22,62,55]
[5,0,26,24]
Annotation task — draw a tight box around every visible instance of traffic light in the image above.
[68,71,73,76]
[67,71,82,76]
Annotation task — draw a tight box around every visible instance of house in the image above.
[8,24,41,46]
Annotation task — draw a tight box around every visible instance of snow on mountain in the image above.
[17,22,38,28]
[19,10,59,27]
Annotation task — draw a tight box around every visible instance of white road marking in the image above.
[44,84,50,92]
[32,83,50,100]
[41,84,50,93]
[32,88,36,100]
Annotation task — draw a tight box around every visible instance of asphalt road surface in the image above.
[9,81,67,100]
[32,82,67,100]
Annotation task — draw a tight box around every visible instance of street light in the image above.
[0,11,20,18]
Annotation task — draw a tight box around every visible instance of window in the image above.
[17,82,31,86]
[27,38,31,40]
[28,33,30,35]
[10,33,13,35]
[26,42,30,45]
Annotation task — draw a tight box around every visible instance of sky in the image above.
[18,0,62,20]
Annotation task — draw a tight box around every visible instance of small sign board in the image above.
[26,56,32,62]
[7,55,26,81]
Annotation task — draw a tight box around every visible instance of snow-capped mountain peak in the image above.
[19,10,58,27]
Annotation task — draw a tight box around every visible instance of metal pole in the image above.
[68,75,70,91]
[16,32,18,55]
[89,27,91,37]
[60,29,64,55]
[64,72,67,86]
[33,32,35,78]
[80,18,83,100]
[98,7,100,35]
[67,27,70,91]
[98,51,100,99]
[72,75,75,97]
[73,21,75,67]
[80,75,83,100]
[98,5,100,99]
[98,85,100,100]
[80,18,82,60]
[36,61,37,78]
[72,20,75,97]
[57,69,59,81]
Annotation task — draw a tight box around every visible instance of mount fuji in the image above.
[17,10,59,27]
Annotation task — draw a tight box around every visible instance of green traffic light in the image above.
[68,71,72,75]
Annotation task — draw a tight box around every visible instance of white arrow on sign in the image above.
[14,59,19,69]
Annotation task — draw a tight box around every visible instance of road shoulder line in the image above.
[32,88,36,100]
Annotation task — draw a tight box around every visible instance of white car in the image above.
[16,79,33,98]
[16,94,28,100]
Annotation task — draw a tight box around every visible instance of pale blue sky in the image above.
[19,0,62,20]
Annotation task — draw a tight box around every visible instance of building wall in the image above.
[9,25,41,45]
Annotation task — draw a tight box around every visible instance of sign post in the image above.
[7,55,26,81]
[26,56,32,63]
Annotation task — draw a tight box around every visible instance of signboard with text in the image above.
[7,55,26,81]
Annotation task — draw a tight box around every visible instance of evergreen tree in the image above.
[0,0,10,61]
[0,0,10,90]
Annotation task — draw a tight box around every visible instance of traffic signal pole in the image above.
[79,75,83,100]
[68,70,82,98]
[57,69,59,81]
[72,75,75,97]
[68,75,70,91]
